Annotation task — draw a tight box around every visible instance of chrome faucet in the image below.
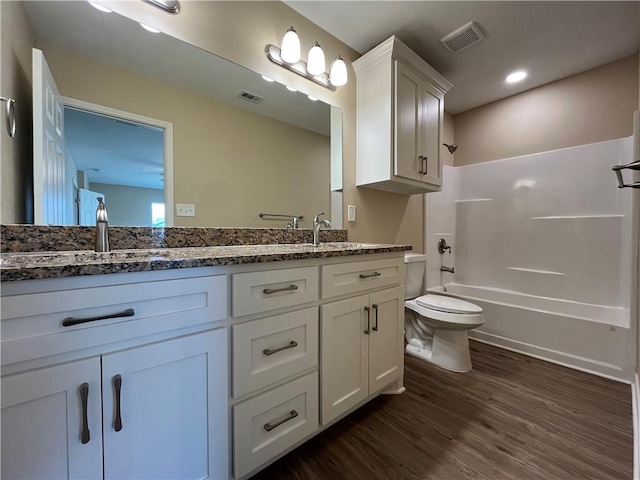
[440,265,454,274]
[95,197,110,252]
[312,212,332,246]
[284,215,302,229]
[438,238,452,254]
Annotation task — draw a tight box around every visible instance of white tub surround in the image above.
[426,137,637,381]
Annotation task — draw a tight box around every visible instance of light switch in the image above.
[347,205,356,222]
[176,203,195,217]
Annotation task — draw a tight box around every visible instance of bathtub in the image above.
[428,283,634,382]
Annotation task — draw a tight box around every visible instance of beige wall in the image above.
[98,0,426,249]
[454,54,639,166]
[36,46,332,228]
[91,183,164,227]
[0,1,35,224]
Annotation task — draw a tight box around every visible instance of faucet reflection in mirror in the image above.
[266,27,348,91]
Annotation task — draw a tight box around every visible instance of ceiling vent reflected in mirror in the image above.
[238,91,265,104]
[440,21,485,53]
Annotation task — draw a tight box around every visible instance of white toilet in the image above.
[404,253,485,372]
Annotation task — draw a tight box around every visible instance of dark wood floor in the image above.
[253,341,633,480]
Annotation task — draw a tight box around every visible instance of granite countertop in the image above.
[0,242,412,282]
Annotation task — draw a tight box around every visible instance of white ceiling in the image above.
[285,1,640,114]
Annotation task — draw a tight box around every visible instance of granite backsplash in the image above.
[0,225,348,253]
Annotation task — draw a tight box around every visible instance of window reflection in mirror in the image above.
[21,0,342,229]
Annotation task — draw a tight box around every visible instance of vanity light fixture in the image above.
[265,28,349,92]
[140,23,161,33]
[306,42,326,76]
[88,2,112,13]
[505,70,527,83]
[286,86,298,92]
[261,75,275,83]
[281,27,301,64]
[329,56,348,87]
[307,95,318,102]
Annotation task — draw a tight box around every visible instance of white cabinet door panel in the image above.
[394,61,421,181]
[102,329,229,480]
[369,286,404,393]
[320,295,369,425]
[1,358,103,480]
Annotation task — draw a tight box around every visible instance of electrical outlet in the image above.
[347,205,356,222]
[176,203,195,217]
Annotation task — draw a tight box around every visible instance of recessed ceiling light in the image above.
[89,2,112,13]
[140,23,161,34]
[308,95,318,102]
[261,75,274,83]
[286,86,297,92]
[506,70,527,83]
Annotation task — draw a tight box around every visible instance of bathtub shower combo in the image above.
[425,137,637,381]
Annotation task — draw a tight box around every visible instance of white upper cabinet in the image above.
[354,36,452,195]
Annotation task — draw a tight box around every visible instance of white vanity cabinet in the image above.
[1,249,408,480]
[354,35,452,195]
[1,273,229,480]
[231,267,320,479]
[320,259,405,424]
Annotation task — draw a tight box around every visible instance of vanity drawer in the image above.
[233,307,318,398]
[321,257,404,299]
[232,266,318,317]
[1,275,227,366]
[233,372,318,479]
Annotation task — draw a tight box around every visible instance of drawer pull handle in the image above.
[263,340,298,356]
[263,284,299,295]
[264,410,299,432]
[422,156,428,175]
[113,375,123,432]
[359,272,381,279]
[418,155,425,174]
[372,304,379,332]
[62,308,135,327]
[364,306,371,335]
[79,383,90,444]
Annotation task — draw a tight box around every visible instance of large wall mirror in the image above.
[23,1,343,229]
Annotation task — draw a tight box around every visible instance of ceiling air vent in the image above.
[237,91,264,104]
[440,21,485,53]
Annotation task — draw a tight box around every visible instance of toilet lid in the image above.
[415,294,483,314]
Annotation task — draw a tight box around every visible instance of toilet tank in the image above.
[404,253,426,299]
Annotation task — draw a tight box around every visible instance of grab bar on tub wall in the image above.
[612,160,640,189]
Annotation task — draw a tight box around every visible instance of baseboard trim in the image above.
[634,373,639,480]
[469,331,631,384]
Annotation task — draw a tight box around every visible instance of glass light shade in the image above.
[506,70,527,83]
[89,2,112,13]
[329,56,348,86]
[140,23,161,33]
[281,27,301,64]
[306,42,326,76]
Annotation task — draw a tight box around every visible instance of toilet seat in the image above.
[416,294,483,314]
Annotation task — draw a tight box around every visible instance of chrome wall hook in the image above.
[0,97,16,138]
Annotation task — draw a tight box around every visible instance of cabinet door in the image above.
[320,295,369,425]
[102,329,229,480]
[394,61,422,181]
[420,81,443,186]
[369,287,405,393]
[1,358,103,480]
